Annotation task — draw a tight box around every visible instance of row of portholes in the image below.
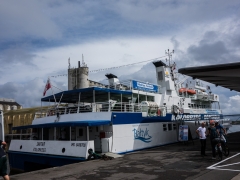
[163,123,177,131]
[19,145,66,153]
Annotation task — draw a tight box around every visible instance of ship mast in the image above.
[165,49,174,67]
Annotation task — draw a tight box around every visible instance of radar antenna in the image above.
[82,54,87,67]
[165,49,174,66]
[68,57,71,69]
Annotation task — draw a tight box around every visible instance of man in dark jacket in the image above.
[0,140,9,180]
[208,120,220,160]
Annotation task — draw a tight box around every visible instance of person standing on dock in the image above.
[215,121,227,142]
[0,140,10,180]
[196,122,207,157]
[208,120,219,159]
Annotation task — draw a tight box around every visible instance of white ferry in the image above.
[8,51,230,171]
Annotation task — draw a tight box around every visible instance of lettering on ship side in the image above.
[171,114,221,121]
[33,142,46,152]
[33,148,46,152]
[71,143,86,147]
[133,128,152,143]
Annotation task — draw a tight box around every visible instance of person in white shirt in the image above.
[196,122,207,157]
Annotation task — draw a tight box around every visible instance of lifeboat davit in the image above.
[179,88,187,93]
[187,89,196,94]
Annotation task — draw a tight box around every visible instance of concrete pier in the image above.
[10,131,240,180]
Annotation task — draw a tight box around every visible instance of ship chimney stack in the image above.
[105,73,120,89]
[152,60,176,94]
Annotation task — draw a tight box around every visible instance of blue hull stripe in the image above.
[12,120,110,130]
[8,151,86,171]
[111,113,223,125]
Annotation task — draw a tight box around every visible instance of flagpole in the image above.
[51,85,65,106]
[49,77,57,105]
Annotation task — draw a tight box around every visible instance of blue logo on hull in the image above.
[133,128,152,143]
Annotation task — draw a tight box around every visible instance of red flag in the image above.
[43,78,51,96]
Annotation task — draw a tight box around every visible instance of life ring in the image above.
[157,109,161,116]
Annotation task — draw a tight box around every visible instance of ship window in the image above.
[48,128,54,140]
[8,124,12,134]
[22,129,27,134]
[71,127,76,141]
[138,94,145,102]
[163,124,167,131]
[89,127,92,132]
[57,127,70,140]
[79,128,83,136]
[37,128,43,140]
[173,124,176,130]
[158,71,163,81]
[43,128,49,140]
[168,124,172,131]
[147,96,154,102]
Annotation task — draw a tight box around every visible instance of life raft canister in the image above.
[179,88,187,93]
[187,89,196,95]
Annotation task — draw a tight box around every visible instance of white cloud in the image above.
[0,0,240,115]
[0,1,61,40]
[30,36,173,82]
[220,95,240,115]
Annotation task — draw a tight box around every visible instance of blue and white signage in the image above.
[179,125,188,141]
[133,128,152,143]
[171,114,222,121]
[132,80,158,93]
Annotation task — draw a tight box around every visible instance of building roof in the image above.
[3,106,49,115]
[178,62,240,92]
[0,101,21,106]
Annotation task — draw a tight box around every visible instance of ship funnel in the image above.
[105,73,120,88]
[152,60,167,68]
[152,60,175,92]
[152,60,167,86]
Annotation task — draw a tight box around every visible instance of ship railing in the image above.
[91,102,141,112]
[36,102,223,119]
[179,92,218,102]
[36,102,167,118]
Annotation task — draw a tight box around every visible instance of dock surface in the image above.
[10,131,240,180]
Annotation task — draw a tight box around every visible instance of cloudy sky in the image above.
[0,0,240,114]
